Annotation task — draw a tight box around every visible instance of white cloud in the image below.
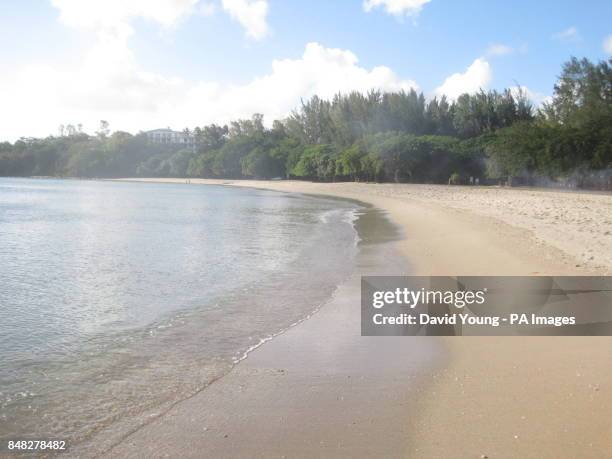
[222,0,269,40]
[486,43,514,56]
[199,2,217,17]
[363,0,431,18]
[198,42,419,122]
[52,0,269,40]
[604,35,612,55]
[553,26,580,43]
[435,58,492,100]
[0,41,418,141]
[509,86,551,108]
[0,0,421,140]
[50,0,199,38]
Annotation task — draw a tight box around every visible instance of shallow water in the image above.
[0,178,361,446]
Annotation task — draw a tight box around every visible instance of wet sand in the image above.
[104,179,612,458]
[76,205,442,458]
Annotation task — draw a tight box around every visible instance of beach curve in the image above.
[101,179,612,458]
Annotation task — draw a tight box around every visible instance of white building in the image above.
[146,128,196,151]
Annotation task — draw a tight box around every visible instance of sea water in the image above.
[0,178,360,448]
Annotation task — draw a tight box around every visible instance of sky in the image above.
[0,0,610,141]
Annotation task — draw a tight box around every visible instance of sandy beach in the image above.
[98,179,612,458]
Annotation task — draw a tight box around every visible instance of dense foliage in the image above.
[1,57,610,187]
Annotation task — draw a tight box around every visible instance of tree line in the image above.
[1,57,610,188]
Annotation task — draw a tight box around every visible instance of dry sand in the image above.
[101,179,612,458]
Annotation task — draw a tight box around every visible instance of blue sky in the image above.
[0,0,610,141]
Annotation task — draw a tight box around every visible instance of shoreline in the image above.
[112,178,612,276]
[103,178,612,457]
[72,184,442,458]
